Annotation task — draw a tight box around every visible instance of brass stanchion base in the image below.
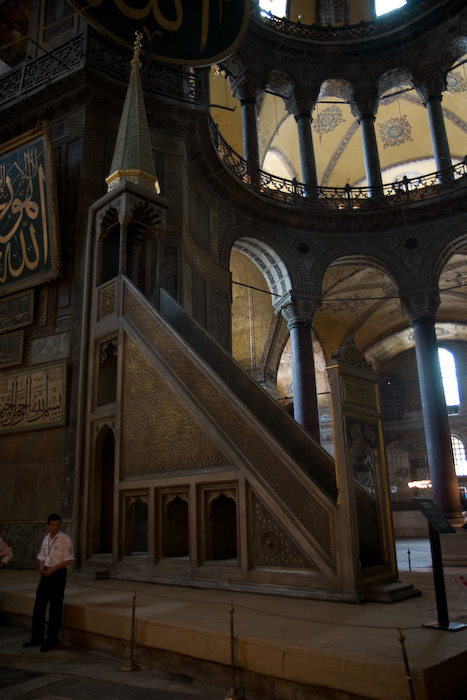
[123,660,141,671]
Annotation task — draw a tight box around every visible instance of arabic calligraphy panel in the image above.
[0,362,67,434]
[67,0,249,66]
[0,125,61,297]
[0,290,33,333]
[0,331,23,369]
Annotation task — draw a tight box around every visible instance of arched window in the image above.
[438,348,461,413]
[375,0,406,17]
[259,0,287,17]
[451,436,467,476]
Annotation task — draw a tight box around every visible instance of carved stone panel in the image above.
[251,491,314,570]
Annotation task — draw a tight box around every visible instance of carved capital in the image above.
[350,90,379,119]
[414,72,446,105]
[286,91,318,120]
[231,75,262,103]
[274,291,321,328]
[399,292,440,326]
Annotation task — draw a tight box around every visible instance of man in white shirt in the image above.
[23,514,74,652]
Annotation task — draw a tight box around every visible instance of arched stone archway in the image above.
[230,237,292,387]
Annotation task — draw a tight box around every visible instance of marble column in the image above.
[416,77,452,184]
[232,78,261,176]
[351,92,383,195]
[401,293,461,518]
[287,94,318,190]
[275,292,321,442]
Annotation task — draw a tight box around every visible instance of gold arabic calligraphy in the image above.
[0,147,48,284]
[0,365,65,431]
[87,0,229,52]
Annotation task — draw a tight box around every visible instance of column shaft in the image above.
[295,113,318,189]
[412,319,460,516]
[241,97,260,171]
[289,322,320,441]
[359,114,383,195]
[425,96,452,183]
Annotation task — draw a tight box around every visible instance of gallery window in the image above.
[451,436,467,476]
[258,0,287,17]
[375,0,406,17]
[438,348,461,413]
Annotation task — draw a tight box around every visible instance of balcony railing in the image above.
[209,118,467,211]
[0,30,202,108]
[251,0,463,43]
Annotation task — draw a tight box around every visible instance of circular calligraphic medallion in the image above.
[68,0,250,66]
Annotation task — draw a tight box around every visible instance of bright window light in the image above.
[438,348,461,407]
[259,0,287,17]
[375,0,406,17]
[451,436,467,476]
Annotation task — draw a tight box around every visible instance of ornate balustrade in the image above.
[0,34,86,104]
[252,0,464,42]
[0,29,202,108]
[210,118,467,211]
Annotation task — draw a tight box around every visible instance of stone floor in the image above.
[0,626,222,700]
[1,539,467,700]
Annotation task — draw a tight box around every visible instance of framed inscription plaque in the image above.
[0,362,67,433]
[0,331,24,369]
[0,290,34,333]
[0,124,61,297]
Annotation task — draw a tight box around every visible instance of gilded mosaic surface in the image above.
[124,285,333,554]
[343,380,376,407]
[123,335,228,477]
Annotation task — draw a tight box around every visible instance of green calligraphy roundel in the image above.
[69,0,249,65]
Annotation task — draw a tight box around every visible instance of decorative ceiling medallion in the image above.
[446,72,467,94]
[378,116,413,149]
[313,106,345,136]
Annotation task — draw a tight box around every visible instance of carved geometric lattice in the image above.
[251,491,314,570]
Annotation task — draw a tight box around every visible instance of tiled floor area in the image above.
[1,539,467,700]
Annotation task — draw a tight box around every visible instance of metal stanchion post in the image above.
[397,628,416,700]
[123,590,141,671]
[224,604,245,700]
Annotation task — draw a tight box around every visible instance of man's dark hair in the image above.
[47,514,62,524]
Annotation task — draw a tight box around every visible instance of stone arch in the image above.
[316,250,405,363]
[439,38,467,75]
[123,496,149,556]
[378,68,414,98]
[205,492,237,561]
[315,78,361,186]
[229,235,292,384]
[161,495,189,558]
[92,424,116,555]
[258,69,296,168]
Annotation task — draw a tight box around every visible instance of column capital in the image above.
[274,291,321,328]
[230,75,262,103]
[414,73,447,105]
[286,92,317,120]
[399,291,440,326]
[349,90,379,120]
